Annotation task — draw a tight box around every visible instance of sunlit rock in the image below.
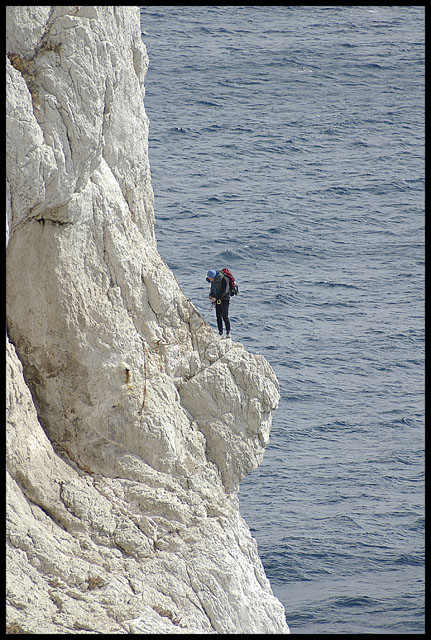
[6,6,289,634]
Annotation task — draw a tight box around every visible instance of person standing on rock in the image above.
[207,269,231,338]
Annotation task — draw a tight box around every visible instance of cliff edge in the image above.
[6,6,290,634]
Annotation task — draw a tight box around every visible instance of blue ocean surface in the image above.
[140,6,424,634]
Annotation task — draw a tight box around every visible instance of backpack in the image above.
[221,268,238,296]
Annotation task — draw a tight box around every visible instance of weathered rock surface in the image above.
[6,6,290,634]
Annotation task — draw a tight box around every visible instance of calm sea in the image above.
[140,6,424,634]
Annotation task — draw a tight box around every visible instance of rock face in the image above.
[6,6,290,634]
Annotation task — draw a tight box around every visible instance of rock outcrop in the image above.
[6,6,290,634]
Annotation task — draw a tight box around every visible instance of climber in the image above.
[206,269,231,338]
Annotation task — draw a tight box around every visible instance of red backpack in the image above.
[221,268,238,296]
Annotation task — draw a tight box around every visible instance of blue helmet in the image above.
[207,269,217,279]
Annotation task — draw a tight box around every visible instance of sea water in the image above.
[139,6,424,634]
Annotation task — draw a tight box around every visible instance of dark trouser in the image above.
[216,298,230,334]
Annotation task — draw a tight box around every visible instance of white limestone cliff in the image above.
[6,6,290,634]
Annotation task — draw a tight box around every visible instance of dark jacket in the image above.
[210,272,230,301]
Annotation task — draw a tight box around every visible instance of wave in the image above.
[314,280,361,289]
[217,249,245,262]
[394,553,424,567]
[196,100,222,107]
[330,595,383,609]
